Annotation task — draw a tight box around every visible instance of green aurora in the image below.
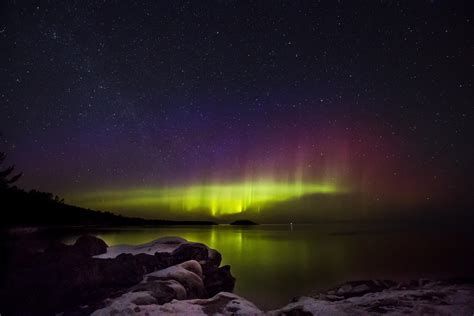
[71,180,345,217]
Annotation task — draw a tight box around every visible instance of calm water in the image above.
[66,224,474,310]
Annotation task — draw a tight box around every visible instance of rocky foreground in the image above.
[93,276,474,315]
[2,236,474,315]
[1,235,233,315]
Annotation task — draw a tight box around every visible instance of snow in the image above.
[91,291,263,315]
[94,236,188,259]
[157,292,264,315]
[269,282,474,315]
[139,292,263,315]
[91,291,159,316]
[91,276,474,315]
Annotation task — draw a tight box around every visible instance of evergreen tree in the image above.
[0,152,22,190]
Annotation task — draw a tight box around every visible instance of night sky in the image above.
[1,1,473,222]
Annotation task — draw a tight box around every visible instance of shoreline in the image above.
[1,235,474,315]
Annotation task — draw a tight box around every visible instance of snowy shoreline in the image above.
[87,237,474,315]
[2,235,474,315]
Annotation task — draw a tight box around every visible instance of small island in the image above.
[229,220,258,225]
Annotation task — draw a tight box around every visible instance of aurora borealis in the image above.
[71,180,344,217]
[1,1,473,222]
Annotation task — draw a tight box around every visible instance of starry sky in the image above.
[1,1,473,222]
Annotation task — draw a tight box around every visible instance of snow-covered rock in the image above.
[92,292,263,316]
[1,235,236,315]
[94,236,189,258]
[9,234,472,315]
[90,237,474,316]
[144,260,206,298]
[87,237,235,314]
[269,296,346,315]
[94,236,223,274]
[269,280,474,315]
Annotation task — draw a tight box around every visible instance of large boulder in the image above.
[73,235,108,256]
[144,260,206,299]
[171,242,210,263]
[127,279,188,305]
[201,247,222,272]
[204,265,236,297]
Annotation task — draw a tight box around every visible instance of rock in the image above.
[94,236,189,259]
[144,260,206,299]
[336,284,352,295]
[171,242,210,263]
[351,283,370,294]
[327,280,396,299]
[154,251,175,267]
[204,265,236,297]
[269,296,345,316]
[270,280,474,316]
[86,239,235,314]
[73,235,108,256]
[0,235,234,315]
[165,292,263,315]
[324,294,344,301]
[92,291,159,316]
[130,279,188,303]
[12,234,472,316]
[92,292,263,315]
[97,253,157,286]
[131,292,159,305]
[202,247,222,272]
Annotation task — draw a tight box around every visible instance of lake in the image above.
[66,223,474,310]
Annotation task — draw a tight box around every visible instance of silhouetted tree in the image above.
[0,152,22,190]
[54,195,65,204]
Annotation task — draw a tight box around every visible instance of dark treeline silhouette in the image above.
[0,151,216,227]
[230,220,258,225]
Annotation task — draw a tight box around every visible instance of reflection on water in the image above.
[67,224,474,310]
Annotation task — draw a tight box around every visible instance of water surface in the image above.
[67,224,474,310]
